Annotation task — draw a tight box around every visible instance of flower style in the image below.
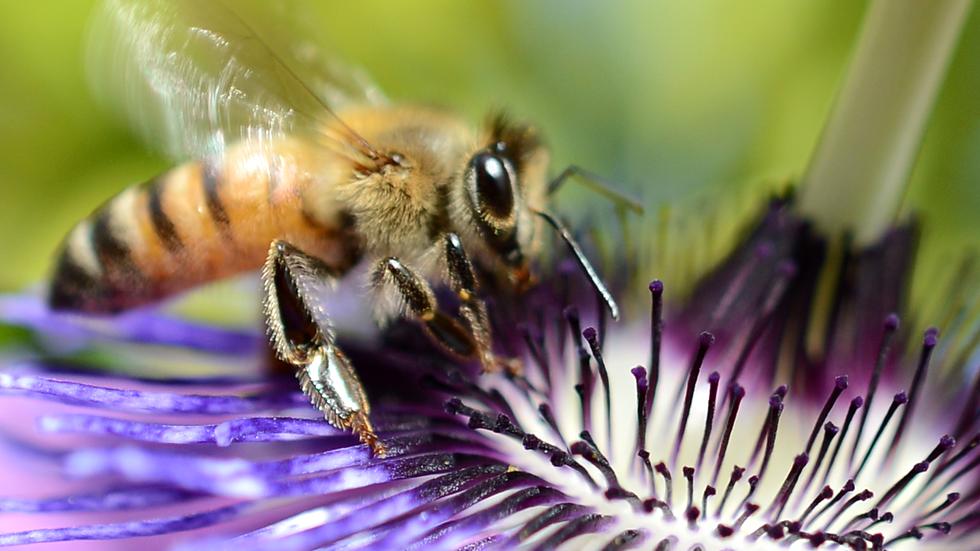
[0,198,977,550]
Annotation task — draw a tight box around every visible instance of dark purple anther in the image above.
[889,330,939,455]
[754,392,781,431]
[753,395,784,485]
[701,485,716,520]
[735,475,761,517]
[566,306,590,392]
[808,531,828,547]
[632,366,648,457]
[444,397,464,415]
[672,332,713,464]
[642,498,673,520]
[851,314,900,469]
[685,506,700,529]
[646,280,663,424]
[803,421,840,497]
[804,375,847,456]
[854,391,908,479]
[697,371,720,471]
[821,488,873,533]
[809,479,855,528]
[574,382,590,434]
[875,459,929,510]
[572,435,630,498]
[683,466,696,510]
[637,449,656,498]
[712,383,745,486]
[767,453,808,521]
[583,326,612,452]
[765,523,785,540]
[920,493,960,521]
[925,434,957,463]
[733,502,759,531]
[798,485,834,527]
[655,462,674,512]
[822,396,863,487]
[716,465,745,519]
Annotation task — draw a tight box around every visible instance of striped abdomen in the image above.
[49,139,361,313]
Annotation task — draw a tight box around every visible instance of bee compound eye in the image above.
[471,152,514,219]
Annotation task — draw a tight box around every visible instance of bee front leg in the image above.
[374,234,519,375]
[261,240,384,456]
[442,233,522,375]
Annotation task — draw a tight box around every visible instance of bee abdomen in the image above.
[50,143,359,314]
[49,175,188,313]
[50,159,229,312]
[48,215,131,312]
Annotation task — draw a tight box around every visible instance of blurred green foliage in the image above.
[0,0,977,293]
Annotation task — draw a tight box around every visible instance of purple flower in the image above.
[1,200,977,550]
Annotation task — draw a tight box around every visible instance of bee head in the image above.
[465,144,522,264]
[461,114,547,285]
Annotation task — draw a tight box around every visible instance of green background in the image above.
[0,0,977,293]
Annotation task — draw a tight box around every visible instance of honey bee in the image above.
[49,0,636,454]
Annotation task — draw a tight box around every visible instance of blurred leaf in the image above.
[0,0,976,297]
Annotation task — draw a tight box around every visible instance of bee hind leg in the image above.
[375,233,521,375]
[261,240,384,456]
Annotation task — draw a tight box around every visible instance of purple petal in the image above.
[62,435,464,495]
[246,432,490,479]
[0,485,197,513]
[260,463,509,550]
[63,444,480,500]
[64,446,274,498]
[229,481,418,547]
[42,415,342,445]
[0,372,306,414]
[267,453,481,499]
[0,503,251,545]
[411,485,566,550]
[41,411,440,447]
[0,294,261,356]
[342,470,541,550]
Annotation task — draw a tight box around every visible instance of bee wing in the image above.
[88,0,387,162]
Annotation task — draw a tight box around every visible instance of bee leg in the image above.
[442,233,522,376]
[261,240,384,456]
[374,236,518,375]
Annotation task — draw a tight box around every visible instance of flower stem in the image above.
[797,0,973,245]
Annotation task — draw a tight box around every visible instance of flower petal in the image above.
[0,504,251,545]
[0,294,260,356]
[0,485,197,513]
[0,372,305,414]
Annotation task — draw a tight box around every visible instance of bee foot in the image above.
[348,411,386,457]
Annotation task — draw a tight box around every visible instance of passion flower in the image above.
[0,195,977,549]
[1,0,977,549]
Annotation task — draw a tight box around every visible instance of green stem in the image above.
[798,0,973,245]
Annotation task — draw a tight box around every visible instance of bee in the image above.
[49,0,637,454]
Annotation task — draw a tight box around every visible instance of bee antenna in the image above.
[547,165,644,215]
[534,210,620,320]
